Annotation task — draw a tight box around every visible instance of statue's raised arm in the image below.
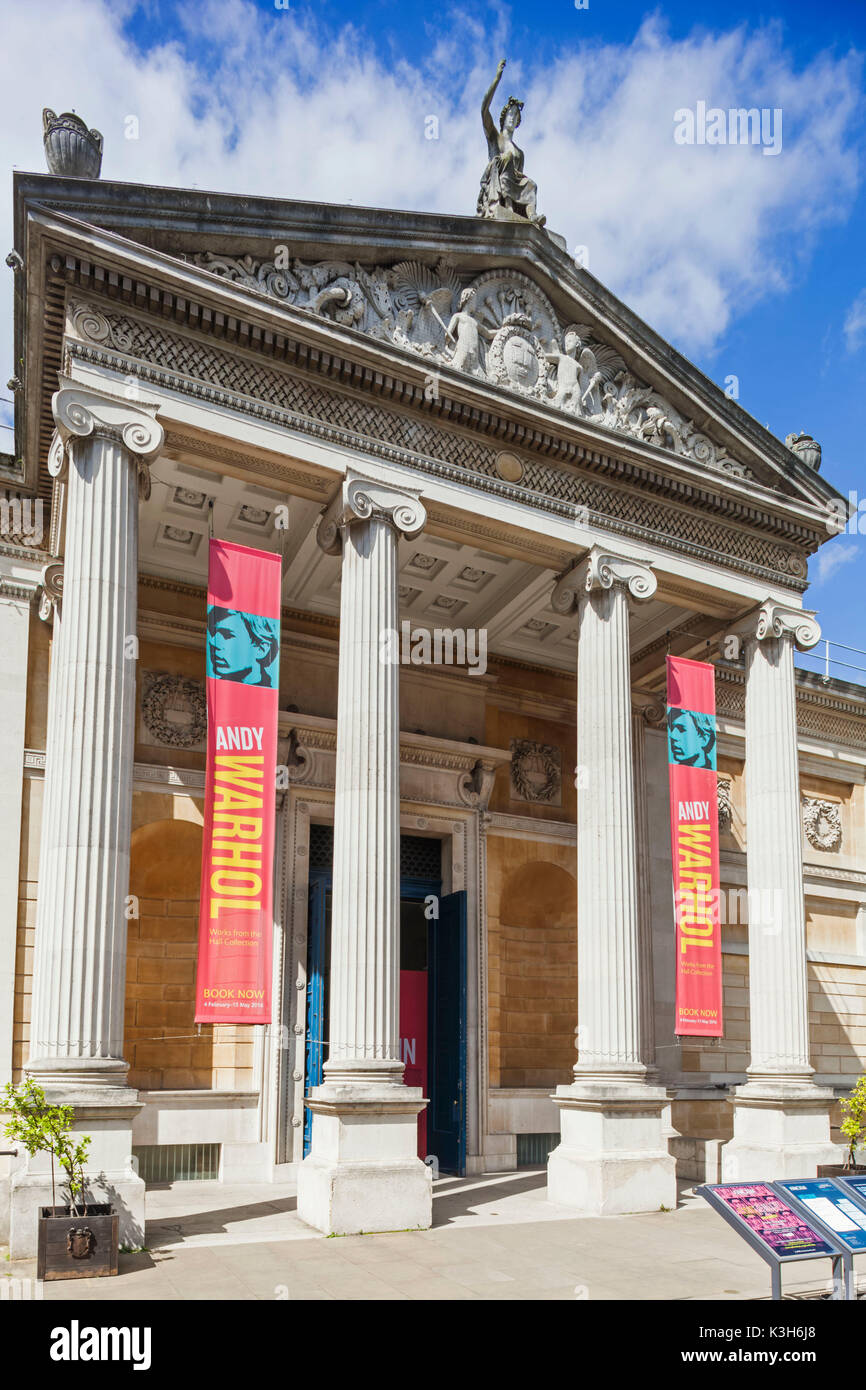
[481,59,507,147]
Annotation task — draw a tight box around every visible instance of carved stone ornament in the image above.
[510,738,562,805]
[802,796,842,852]
[477,60,545,230]
[52,381,164,500]
[173,246,753,477]
[785,431,822,472]
[141,672,207,748]
[43,109,103,179]
[552,547,656,613]
[733,600,821,652]
[717,774,733,833]
[317,470,426,555]
[38,560,63,624]
[458,758,499,809]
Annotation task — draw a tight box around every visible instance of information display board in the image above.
[836,1172,866,1205]
[705,1183,835,1257]
[776,1177,866,1253]
[697,1181,850,1299]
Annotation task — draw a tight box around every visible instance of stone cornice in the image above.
[56,286,823,542]
[59,303,816,592]
[0,575,40,602]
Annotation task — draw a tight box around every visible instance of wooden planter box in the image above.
[37,1205,118,1281]
[818,1165,866,1179]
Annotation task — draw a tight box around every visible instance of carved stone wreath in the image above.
[510,738,561,805]
[141,672,207,748]
[802,797,842,853]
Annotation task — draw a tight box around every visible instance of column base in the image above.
[8,1083,144,1259]
[297,1080,432,1236]
[547,1080,677,1216]
[721,1078,836,1182]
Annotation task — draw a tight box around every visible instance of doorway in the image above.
[303,828,467,1173]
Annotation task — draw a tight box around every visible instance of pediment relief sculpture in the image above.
[180,252,752,479]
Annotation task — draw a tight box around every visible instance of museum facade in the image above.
[2,128,865,1248]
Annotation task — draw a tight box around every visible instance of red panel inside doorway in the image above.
[399,969,428,1159]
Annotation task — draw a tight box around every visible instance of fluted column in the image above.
[722,601,834,1180]
[631,707,658,1077]
[743,604,817,1079]
[29,386,162,1085]
[556,548,655,1080]
[9,383,160,1257]
[297,470,432,1235]
[547,546,676,1214]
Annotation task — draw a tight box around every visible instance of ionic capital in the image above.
[317,470,426,555]
[51,381,164,498]
[732,600,821,652]
[552,545,656,614]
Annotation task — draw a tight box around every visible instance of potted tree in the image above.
[2,1078,118,1280]
[840,1074,866,1172]
[818,1074,866,1177]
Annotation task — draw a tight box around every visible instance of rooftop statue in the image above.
[477,59,545,229]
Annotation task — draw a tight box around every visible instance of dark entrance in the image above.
[303,827,467,1173]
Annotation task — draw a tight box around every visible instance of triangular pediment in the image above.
[12,173,843,517]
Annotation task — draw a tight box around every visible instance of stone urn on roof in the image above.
[785,430,822,471]
[43,109,103,179]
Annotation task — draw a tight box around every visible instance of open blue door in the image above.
[303,871,329,1158]
[427,890,467,1174]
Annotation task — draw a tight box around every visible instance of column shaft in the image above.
[576,582,642,1077]
[328,513,401,1074]
[298,470,432,1235]
[30,433,138,1077]
[547,547,676,1215]
[722,600,834,1181]
[744,631,811,1078]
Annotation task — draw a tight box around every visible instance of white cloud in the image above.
[813,542,859,585]
[0,0,861,414]
[844,288,866,353]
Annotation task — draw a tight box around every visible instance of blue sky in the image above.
[1,0,864,672]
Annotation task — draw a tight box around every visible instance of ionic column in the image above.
[297,470,432,1235]
[11,384,160,1257]
[722,601,835,1180]
[547,546,676,1215]
[0,570,40,1087]
[29,386,161,1085]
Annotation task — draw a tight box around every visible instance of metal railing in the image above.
[796,639,866,687]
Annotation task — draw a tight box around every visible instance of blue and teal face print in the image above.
[206,606,280,688]
[667,706,717,770]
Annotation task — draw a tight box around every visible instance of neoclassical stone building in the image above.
[1,111,864,1246]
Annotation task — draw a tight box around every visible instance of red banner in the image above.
[667,655,723,1037]
[195,539,281,1024]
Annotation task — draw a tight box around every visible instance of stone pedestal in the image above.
[723,603,835,1181]
[9,384,162,1258]
[547,549,676,1215]
[297,472,431,1235]
[549,1082,677,1215]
